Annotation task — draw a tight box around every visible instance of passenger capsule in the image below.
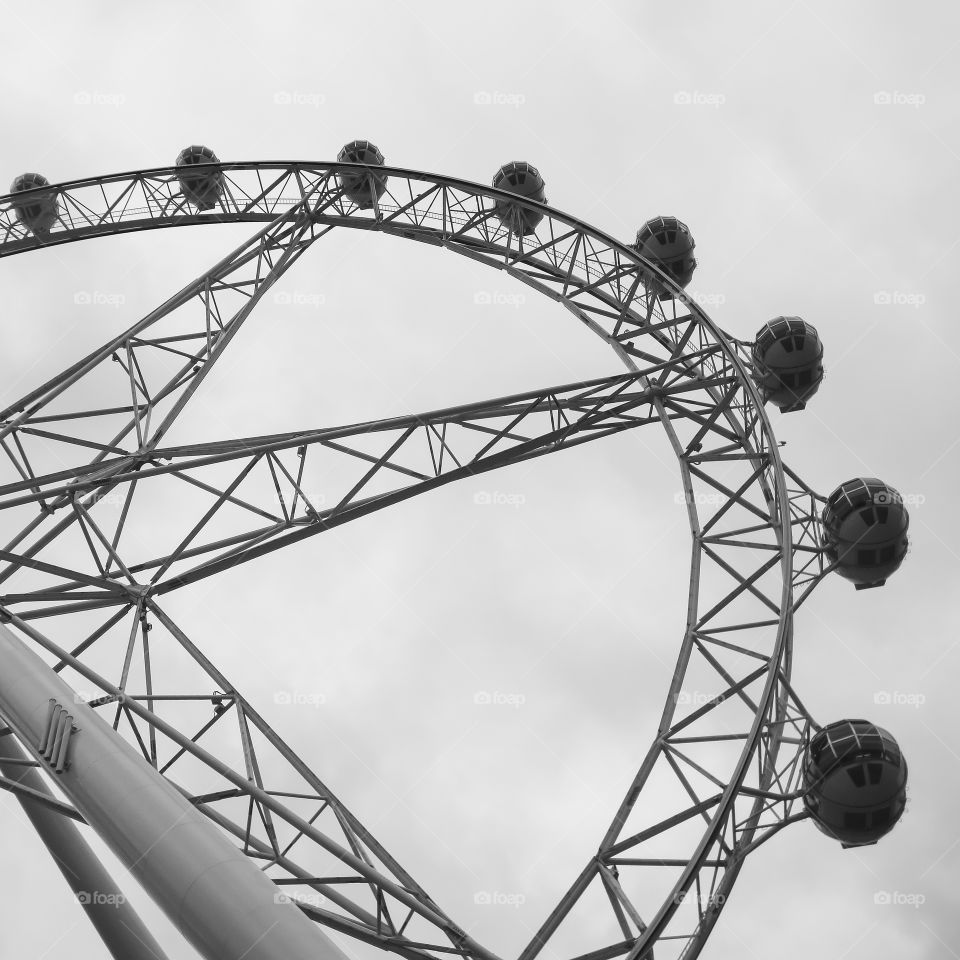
[492,161,546,237]
[803,719,907,847]
[751,316,824,412]
[175,145,223,210]
[10,173,59,236]
[336,140,387,209]
[821,478,909,588]
[633,216,697,295]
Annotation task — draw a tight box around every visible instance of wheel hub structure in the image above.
[0,158,904,960]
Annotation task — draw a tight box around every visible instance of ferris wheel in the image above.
[0,143,911,960]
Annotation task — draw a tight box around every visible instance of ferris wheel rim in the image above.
[0,160,797,960]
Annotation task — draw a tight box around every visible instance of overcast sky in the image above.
[0,1,957,958]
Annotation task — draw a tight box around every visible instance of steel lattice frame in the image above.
[0,163,837,960]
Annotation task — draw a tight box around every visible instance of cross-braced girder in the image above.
[0,163,836,960]
[0,368,737,613]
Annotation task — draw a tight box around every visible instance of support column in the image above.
[0,624,348,960]
[0,730,170,960]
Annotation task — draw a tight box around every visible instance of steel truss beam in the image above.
[0,164,834,960]
[0,368,736,611]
